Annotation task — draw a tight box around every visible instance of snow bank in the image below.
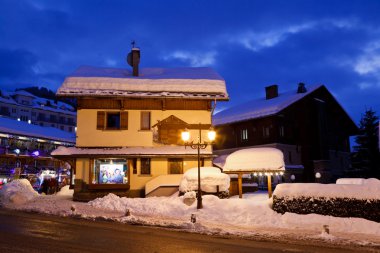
[336,178,365,185]
[274,179,380,200]
[56,185,74,199]
[2,183,380,245]
[0,179,38,206]
[179,167,230,193]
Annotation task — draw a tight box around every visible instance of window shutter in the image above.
[120,111,128,130]
[97,111,105,130]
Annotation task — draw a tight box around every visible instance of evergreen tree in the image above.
[354,109,380,178]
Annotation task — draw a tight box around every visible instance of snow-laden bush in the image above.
[272,179,380,222]
[0,179,38,206]
[179,167,230,194]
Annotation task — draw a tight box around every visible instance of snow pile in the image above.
[274,179,380,200]
[89,193,192,217]
[0,179,38,206]
[336,178,366,185]
[179,167,230,193]
[223,148,285,171]
[56,185,74,199]
[2,185,380,245]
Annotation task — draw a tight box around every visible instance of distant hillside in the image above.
[16,86,77,109]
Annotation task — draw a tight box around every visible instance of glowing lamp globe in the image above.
[207,129,216,141]
[181,129,190,142]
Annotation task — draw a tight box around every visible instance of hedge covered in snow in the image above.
[272,179,380,222]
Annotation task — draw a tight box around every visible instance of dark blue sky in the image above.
[1,0,380,123]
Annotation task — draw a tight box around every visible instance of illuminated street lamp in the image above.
[181,125,216,209]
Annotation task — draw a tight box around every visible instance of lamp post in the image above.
[181,124,216,209]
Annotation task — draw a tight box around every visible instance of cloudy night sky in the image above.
[1,0,380,122]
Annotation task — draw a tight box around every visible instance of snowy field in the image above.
[1,179,380,248]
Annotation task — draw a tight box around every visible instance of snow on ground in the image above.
[1,179,380,247]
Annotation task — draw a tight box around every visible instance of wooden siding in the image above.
[78,98,212,111]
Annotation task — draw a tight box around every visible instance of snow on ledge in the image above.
[51,145,212,156]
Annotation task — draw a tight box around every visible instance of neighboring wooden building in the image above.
[52,48,229,201]
[213,83,357,183]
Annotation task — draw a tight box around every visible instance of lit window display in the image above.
[93,159,128,184]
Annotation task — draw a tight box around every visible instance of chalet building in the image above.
[52,47,229,201]
[0,90,76,132]
[0,116,75,179]
[213,83,357,183]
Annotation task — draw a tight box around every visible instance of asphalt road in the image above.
[0,209,375,253]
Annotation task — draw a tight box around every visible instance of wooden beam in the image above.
[267,175,272,198]
[238,173,243,199]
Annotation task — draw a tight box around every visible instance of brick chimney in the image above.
[265,85,278,100]
[297,83,307,93]
[127,47,140,77]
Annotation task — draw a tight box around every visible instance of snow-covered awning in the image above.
[57,66,229,100]
[222,148,285,173]
[51,146,213,158]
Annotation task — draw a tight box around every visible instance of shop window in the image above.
[97,111,128,130]
[168,158,183,174]
[140,158,151,175]
[92,158,128,184]
[140,111,151,130]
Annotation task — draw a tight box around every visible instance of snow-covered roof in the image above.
[223,148,285,172]
[0,90,75,115]
[51,145,212,157]
[13,90,36,98]
[0,117,75,143]
[57,66,229,100]
[213,85,322,126]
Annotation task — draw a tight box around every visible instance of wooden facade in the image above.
[214,86,358,182]
[78,98,212,111]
